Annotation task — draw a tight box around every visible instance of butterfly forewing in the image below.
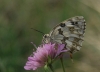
[43,16,86,53]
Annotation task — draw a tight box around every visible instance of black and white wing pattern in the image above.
[42,16,86,54]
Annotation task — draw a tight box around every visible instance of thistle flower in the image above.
[24,43,68,70]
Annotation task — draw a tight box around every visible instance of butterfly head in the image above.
[42,34,51,43]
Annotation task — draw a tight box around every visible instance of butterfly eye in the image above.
[44,35,47,38]
[60,23,65,27]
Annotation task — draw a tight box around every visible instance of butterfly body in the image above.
[42,16,86,54]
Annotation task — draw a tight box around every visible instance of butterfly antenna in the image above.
[31,28,44,35]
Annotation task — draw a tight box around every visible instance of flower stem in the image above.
[49,64,55,72]
[60,58,66,72]
[44,64,48,72]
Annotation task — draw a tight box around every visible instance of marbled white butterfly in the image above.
[42,16,86,55]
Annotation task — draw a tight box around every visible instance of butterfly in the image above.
[42,16,86,58]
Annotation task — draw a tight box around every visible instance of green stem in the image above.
[44,64,48,72]
[60,58,66,72]
[49,64,55,72]
[45,69,47,72]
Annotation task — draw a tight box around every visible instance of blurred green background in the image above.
[0,0,100,72]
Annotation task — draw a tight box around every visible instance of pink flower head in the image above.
[24,43,68,70]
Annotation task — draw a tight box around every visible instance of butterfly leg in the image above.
[70,53,74,63]
[30,42,37,49]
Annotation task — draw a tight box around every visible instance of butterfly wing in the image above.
[49,16,86,53]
